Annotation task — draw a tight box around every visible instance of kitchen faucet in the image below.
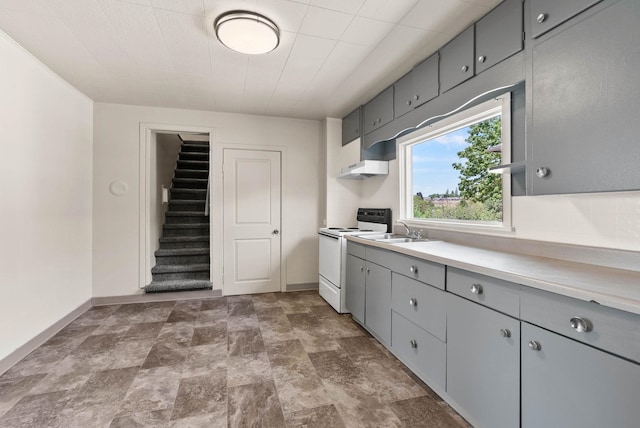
[397,220,421,238]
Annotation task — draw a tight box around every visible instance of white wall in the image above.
[93,103,322,297]
[324,118,362,227]
[0,31,93,361]
[356,156,640,251]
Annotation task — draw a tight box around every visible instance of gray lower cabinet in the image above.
[439,26,474,93]
[475,0,523,74]
[345,253,365,324]
[522,322,640,428]
[529,0,640,194]
[364,261,391,345]
[530,0,603,38]
[446,293,520,428]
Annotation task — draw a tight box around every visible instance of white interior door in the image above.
[223,149,281,295]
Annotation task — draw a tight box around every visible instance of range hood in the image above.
[338,160,389,179]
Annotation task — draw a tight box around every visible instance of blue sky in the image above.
[412,126,470,196]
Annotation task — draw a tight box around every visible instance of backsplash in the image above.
[512,192,640,252]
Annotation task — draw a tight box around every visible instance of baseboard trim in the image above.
[286,282,319,292]
[92,289,223,306]
[0,299,92,376]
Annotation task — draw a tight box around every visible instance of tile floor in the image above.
[0,291,470,427]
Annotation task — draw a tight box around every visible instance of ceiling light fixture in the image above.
[214,11,280,55]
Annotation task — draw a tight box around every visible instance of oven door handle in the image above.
[319,232,340,240]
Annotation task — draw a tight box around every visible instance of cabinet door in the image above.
[447,294,520,428]
[531,0,603,38]
[345,254,365,324]
[411,53,439,108]
[530,1,640,195]
[341,107,361,146]
[475,0,522,74]
[522,323,640,428]
[439,26,474,93]
[365,261,392,345]
[394,72,414,119]
[363,86,394,134]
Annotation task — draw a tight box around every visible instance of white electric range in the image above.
[318,208,392,313]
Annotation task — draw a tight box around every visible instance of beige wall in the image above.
[93,103,323,297]
[0,31,93,361]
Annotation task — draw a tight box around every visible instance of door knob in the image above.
[272,229,279,235]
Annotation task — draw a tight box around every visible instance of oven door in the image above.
[318,233,341,287]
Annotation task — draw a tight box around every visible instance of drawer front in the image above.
[392,273,446,341]
[347,241,366,258]
[521,286,640,363]
[447,267,520,317]
[391,311,446,391]
[368,248,445,290]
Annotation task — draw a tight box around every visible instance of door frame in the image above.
[213,143,287,295]
[138,123,216,288]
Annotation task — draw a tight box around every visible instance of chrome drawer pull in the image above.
[499,328,511,338]
[569,317,593,333]
[528,340,541,351]
[470,283,483,295]
[409,298,417,307]
[410,339,418,349]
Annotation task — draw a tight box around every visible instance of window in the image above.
[399,94,512,232]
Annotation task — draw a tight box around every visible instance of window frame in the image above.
[398,93,513,234]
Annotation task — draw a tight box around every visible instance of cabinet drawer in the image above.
[521,286,640,363]
[368,248,445,290]
[447,267,520,317]
[439,26,474,93]
[530,0,603,39]
[363,86,394,134]
[475,0,523,74]
[391,273,446,341]
[391,311,446,391]
[347,241,366,258]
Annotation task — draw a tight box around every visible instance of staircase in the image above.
[145,140,212,293]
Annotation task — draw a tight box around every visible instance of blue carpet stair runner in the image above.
[145,140,212,293]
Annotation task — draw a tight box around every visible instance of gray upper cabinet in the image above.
[475,0,523,74]
[447,294,520,428]
[531,0,603,38]
[529,0,640,195]
[364,86,394,134]
[522,322,640,428]
[394,54,439,119]
[341,107,361,146]
[439,26,475,93]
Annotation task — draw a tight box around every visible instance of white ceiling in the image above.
[0,0,501,120]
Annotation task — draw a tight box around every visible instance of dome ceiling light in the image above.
[214,11,280,55]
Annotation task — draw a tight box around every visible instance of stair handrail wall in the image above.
[204,173,210,217]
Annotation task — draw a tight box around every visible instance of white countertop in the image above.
[347,236,640,316]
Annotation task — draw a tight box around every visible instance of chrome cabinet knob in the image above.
[410,339,418,349]
[409,298,417,307]
[478,55,486,63]
[461,65,469,72]
[366,268,370,274]
[536,13,547,23]
[409,265,418,274]
[500,328,511,338]
[360,266,364,273]
[371,121,376,126]
[536,167,549,178]
[528,340,542,351]
[470,283,483,295]
[570,317,593,333]
[406,100,412,106]
[272,229,279,235]
[413,94,419,101]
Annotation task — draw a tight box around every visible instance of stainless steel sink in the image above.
[360,233,428,243]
